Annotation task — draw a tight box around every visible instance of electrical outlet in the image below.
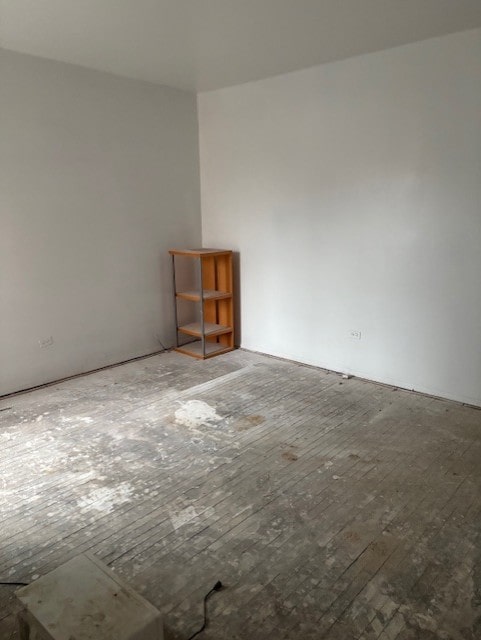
[349,330,361,340]
[39,336,54,348]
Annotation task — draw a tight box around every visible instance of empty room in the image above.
[1,1,481,639]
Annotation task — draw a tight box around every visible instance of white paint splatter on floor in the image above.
[77,482,133,513]
[170,505,199,530]
[174,400,222,428]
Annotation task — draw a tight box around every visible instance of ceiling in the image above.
[1,0,481,92]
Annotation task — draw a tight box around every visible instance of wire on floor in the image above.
[187,581,223,640]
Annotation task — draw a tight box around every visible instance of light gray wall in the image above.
[199,29,481,406]
[1,50,201,395]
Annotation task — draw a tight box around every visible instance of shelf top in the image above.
[169,248,232,257]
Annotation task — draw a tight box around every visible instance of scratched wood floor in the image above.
[1,349,480,639]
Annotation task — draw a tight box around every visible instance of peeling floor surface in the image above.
[1,349,480,639]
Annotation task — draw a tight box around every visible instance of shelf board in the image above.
[169,248,232,257]
[176,289,232,302]
[178,322,232,338]
[175,341,234,359]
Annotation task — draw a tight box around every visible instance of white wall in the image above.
[0,50,201,395]
[199,29,481,406]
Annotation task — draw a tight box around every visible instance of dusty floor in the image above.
[1,349,480,639]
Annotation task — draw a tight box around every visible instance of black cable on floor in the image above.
[0,582,29,586]
[187,580,223,640]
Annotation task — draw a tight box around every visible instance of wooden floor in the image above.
[1,350,480,639]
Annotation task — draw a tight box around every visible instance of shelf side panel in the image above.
[216,254,233,293]
[202,256,217,325]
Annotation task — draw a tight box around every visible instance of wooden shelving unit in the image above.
[169,248,234,359]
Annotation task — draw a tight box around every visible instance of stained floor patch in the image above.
[234,414,265,431]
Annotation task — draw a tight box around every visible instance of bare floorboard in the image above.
[1,349,480,639]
